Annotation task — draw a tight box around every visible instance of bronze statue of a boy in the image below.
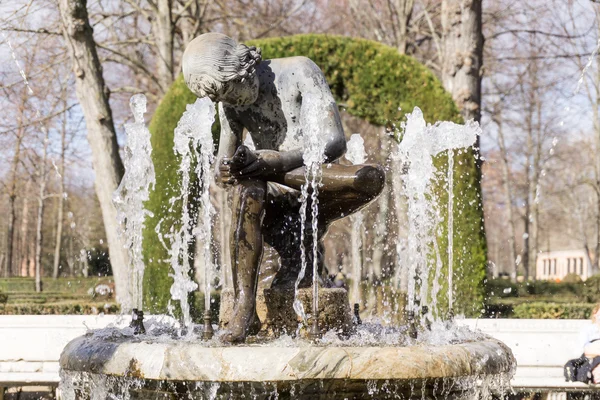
[182,33,384,343]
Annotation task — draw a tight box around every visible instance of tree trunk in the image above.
[28,242,35,278]
[392,0,414,54]
[595,59,600,275]
[58,0,130,308]
[67,235,75,276]
[34,195,45,292]
[6,193,16,278]
[153,0,174,93]
[522,191,531,280]
[19,180,31,277]
[5,133,23,277]
[34,130,50,293]
[81,249,89,277]
[441,0,483,124]
[596,187,600,274]
[495,114,518,282]
[52,114,67,279]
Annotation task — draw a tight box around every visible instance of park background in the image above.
[2,0,600,319]
[3,0,600,398]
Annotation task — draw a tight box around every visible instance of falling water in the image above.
[575,37,600,94]
[166,97,215,328]
[113,94,156,310]
[345,134,367,307]
[397,107,480,317]
[192,102,217,315]
[293,93,328,324]
[447,149,454,311]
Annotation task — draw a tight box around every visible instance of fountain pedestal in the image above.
[219,287,353,338]
[264,287,352,338]
[59,333,515,399]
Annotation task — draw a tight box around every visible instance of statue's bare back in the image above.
[222,56,341,153]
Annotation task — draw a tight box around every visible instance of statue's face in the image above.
[217,74,259,106]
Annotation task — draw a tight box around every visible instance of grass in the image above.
[0,276,119,315]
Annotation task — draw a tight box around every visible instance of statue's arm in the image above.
[216,103,243,185]
[232,58,346,180]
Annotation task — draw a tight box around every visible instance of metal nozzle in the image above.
[202,310,214,340]
[130,309,146,335]
[407,310,418,339]
[307,317,321,341]
[421,306,431,331]
[353,303,362,325]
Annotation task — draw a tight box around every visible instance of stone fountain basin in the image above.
[60,334,514,382]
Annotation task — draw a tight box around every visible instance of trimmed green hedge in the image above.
[0,302,120,315]
[486,278,584,300]
[485,300,595,319]
[143,34,487,316]
[582,275,600,303]
[513,302,595,319]
[0,277,114,294]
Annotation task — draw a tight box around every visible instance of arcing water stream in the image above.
[113,94,156,311]
[293,92,328,328]
[345,134,367,309]
[396,107,481,318]
[164,98,215,329]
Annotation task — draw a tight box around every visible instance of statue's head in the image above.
[182,33,262,105]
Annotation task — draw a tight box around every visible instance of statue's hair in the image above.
[182,33,262,99]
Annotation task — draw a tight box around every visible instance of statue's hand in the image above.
[229,146,283,179]
[216,145,258,186]
[216,158,237,186]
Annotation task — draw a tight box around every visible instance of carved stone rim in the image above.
[60,335,515,382]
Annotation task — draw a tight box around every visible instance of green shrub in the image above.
[484,302,514,318]
[0,302,120,315]
[486,278,519,298]
[0,277,114,294]
[484,301,595,319]
[512,302,594,319]
[583,275,600,303]
[519,280,582,297]
[143,34,487,316]
[563,273,583,283]
[485,278,587,304]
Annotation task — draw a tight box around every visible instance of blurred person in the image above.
[565,303,600,385]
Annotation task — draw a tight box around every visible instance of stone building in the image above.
[535,250,592,281]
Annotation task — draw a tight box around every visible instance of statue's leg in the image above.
[265,164,385,288]
[275,163,385,222]
[223,179,266,343]
[262,184,303,289]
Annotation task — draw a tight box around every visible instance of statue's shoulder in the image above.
[265,56,323,77]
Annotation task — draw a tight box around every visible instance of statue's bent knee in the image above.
[354,165,385,198]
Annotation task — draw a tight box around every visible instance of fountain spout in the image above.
[407,310,418,339]
[353,303,362,325]
[307,317,321,341]
[202,310,214,340]
[129,309,145,335]
[421,306,432,331]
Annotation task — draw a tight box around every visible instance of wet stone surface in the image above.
[220,287,353,339]
[60,371,514,399]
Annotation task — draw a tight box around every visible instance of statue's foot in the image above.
[222,309,261,344]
